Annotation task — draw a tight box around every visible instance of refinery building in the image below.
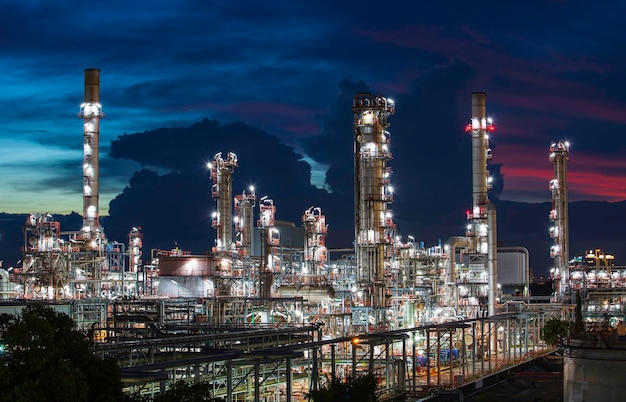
[1,69,622,401]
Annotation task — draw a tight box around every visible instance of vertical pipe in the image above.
[254,363,260,402]
[488,321,492,372]
[449,329,454,385]
[330,344,336,381]
[472,322,476,377]
[412,333,417,393]
[525,316,529,356]
[480,320,485,374]
[488,204,498,316]
[436,330,441,386]
[461,326,466,381]
[351,341,357,378]
[369,344,375,375]
[426,329,431,387]
[385,341,390,390]
[401,338,407,390]
[286,358,292,402]
[312,348,318,391]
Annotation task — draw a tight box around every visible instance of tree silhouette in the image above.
[541,317,570,346]
[307,374,378,401]
[0,304,122,402]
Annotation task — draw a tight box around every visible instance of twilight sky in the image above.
[1,0,626,267]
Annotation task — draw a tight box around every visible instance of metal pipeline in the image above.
[487,203,498,317]
[445,236,472,312]
[445,236,472,285]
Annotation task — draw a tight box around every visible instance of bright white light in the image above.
[86,205,97,219]
[249,185,255,192]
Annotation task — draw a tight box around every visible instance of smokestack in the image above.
[471,92,489,208]
[79,68,104,248]
[84,68,100,103]
[466,92,497,317]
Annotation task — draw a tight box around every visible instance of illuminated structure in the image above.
[21,213,70,299]
[353,93,395,312]
[302,207,328,276]
[128,227,142,273]
[446,92,498,317]
[210,152,238,257]
[234,187,257,297]
[549,140,570,299]
[78,68,105,251]
[1,71,566,399]
[234,187,257,258]
[258,196,278,298]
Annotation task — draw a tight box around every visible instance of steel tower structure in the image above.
[79,68,105,250]
[258,197,278,298]
[234,187,257,297]
[234,187,257,258]
[211,152,238,256]
[302,206,328,276]
[353,93,395,311]
[549,140,570,298]
[463,92,498,316]
[128,227,142,273]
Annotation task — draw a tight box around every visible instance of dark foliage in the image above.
[541,317,571,346]
[0,303,123,402]
[307,374,378,401]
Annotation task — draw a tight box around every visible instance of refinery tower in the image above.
[353,93,396,314]
[79,68,105,250]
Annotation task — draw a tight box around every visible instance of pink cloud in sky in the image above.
[359,25,626,125]
[496,143,626,201]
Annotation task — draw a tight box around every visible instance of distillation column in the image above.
[353,93,395,310]
[127,227,143,295]
[464,92,498,317]
[549,140,570,299]
[210,152,238,256]
[128,227,142,273]
[79,68,105,249]
[234,187,257,258]
[302,207,328,277]
[235,188,257,296]
[258,197,279,298]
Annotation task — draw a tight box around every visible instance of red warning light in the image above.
[465,124,473,132]
[488,125,496,132]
